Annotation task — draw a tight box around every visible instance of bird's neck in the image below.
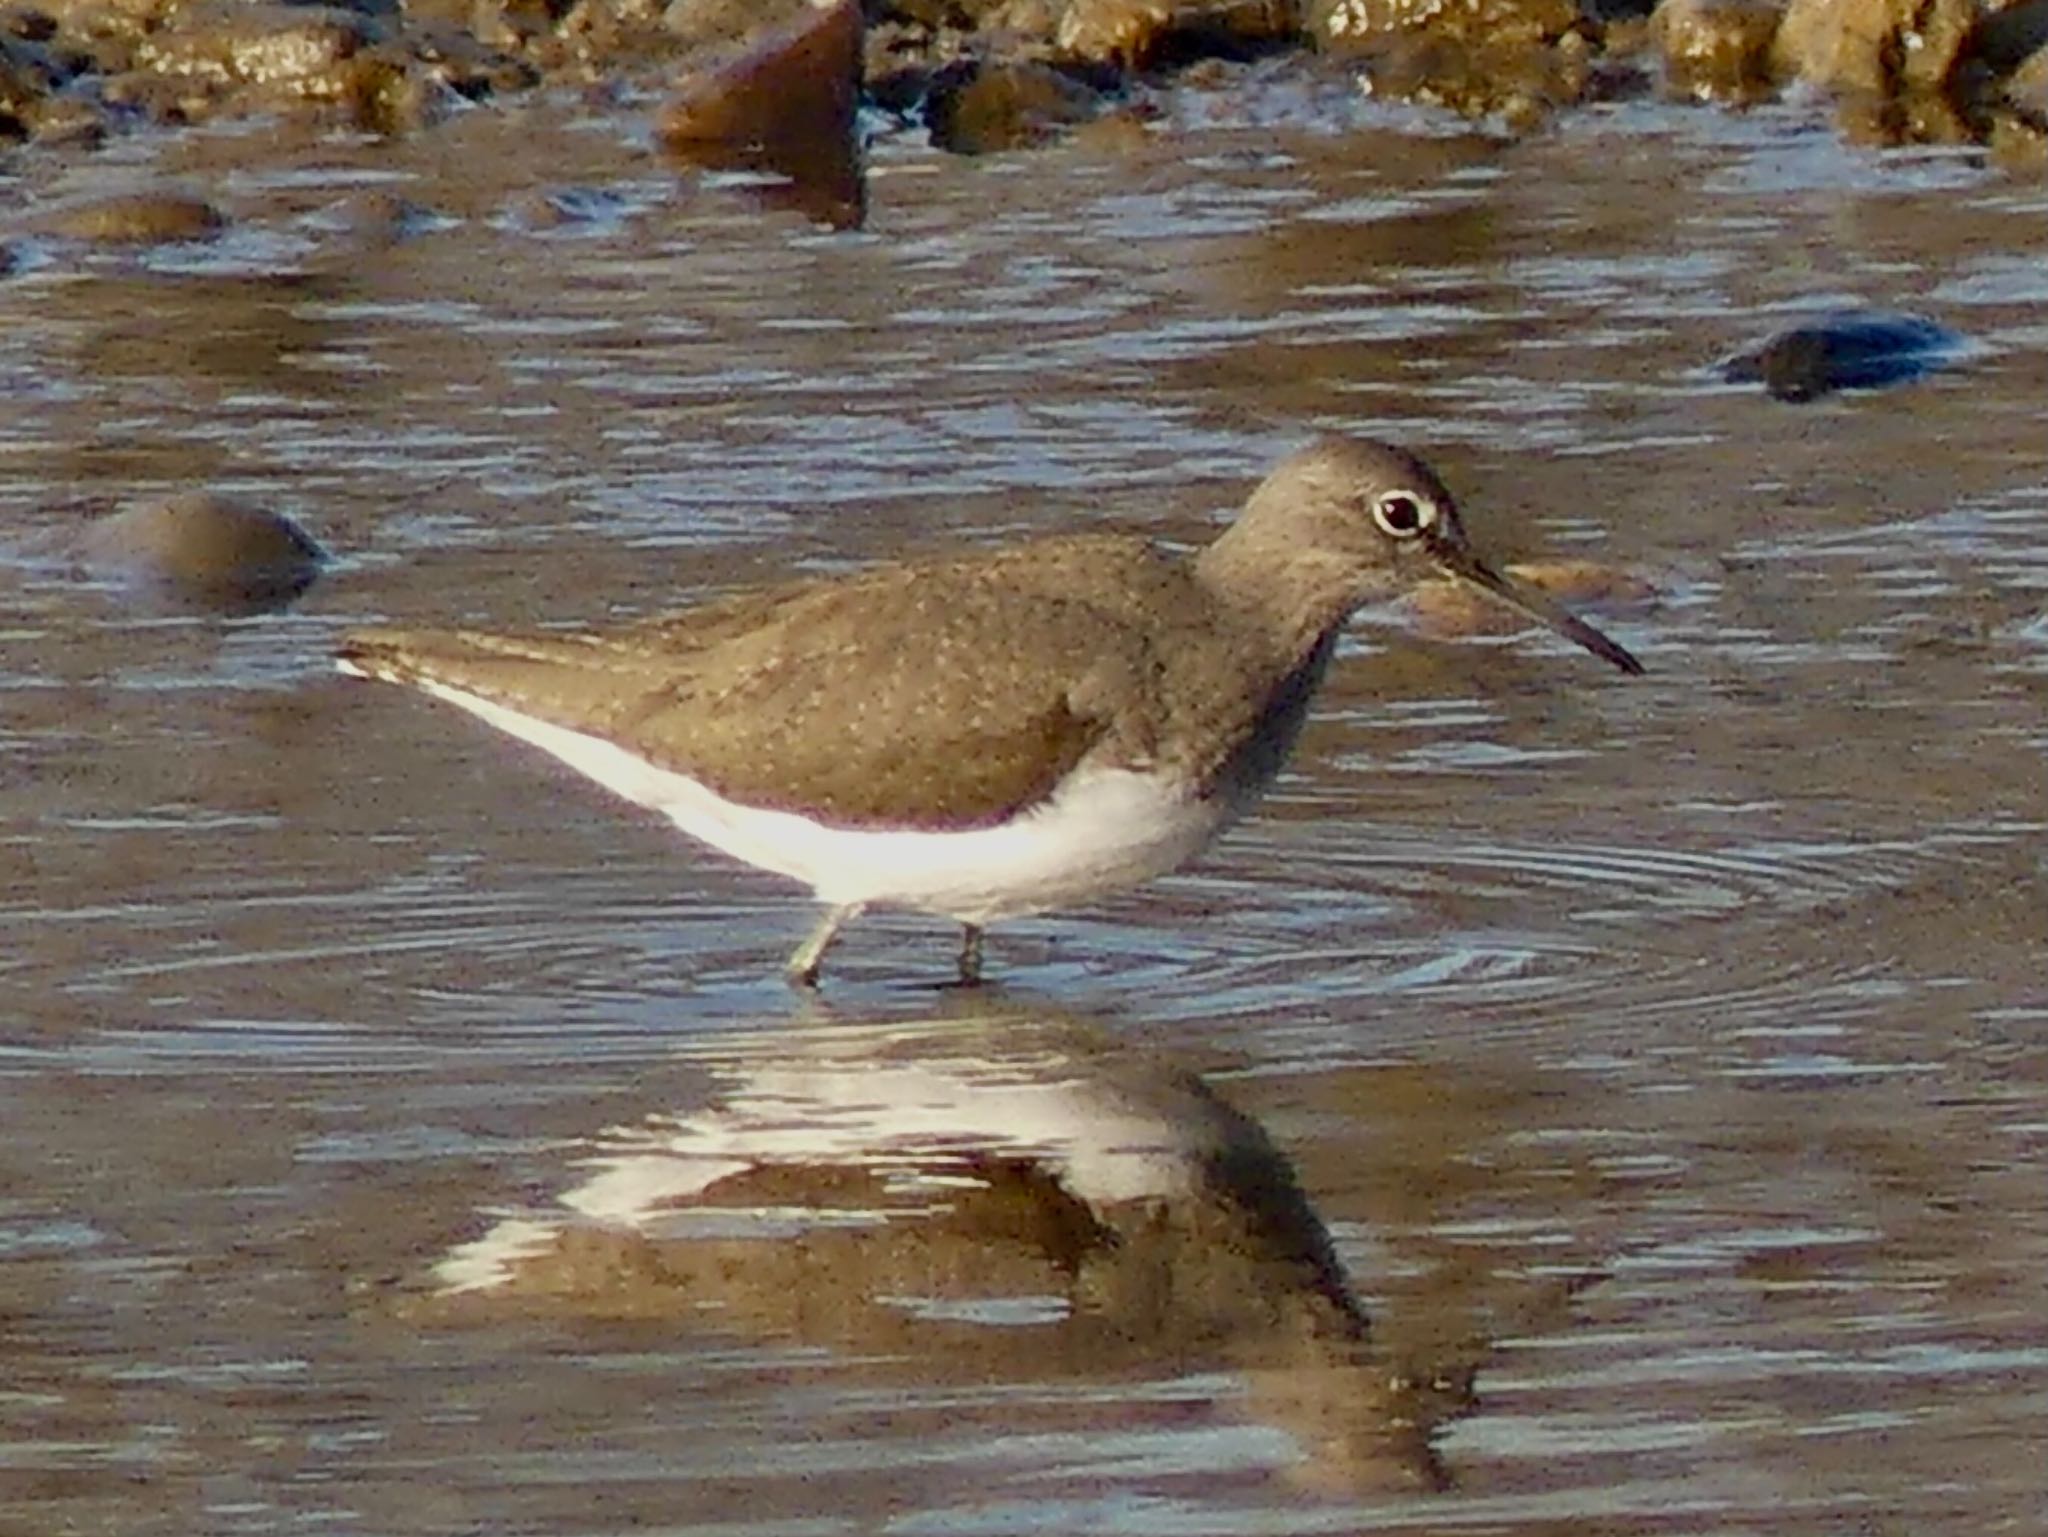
[1195,525,1370,671]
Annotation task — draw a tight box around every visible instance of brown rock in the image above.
[339,45,461,134]
[1832,80,1972,142]
[1312,0,1581,51]
[1770,0,1975,96]
[1649,0,1780,103]
[36,190,224,243]
[555,0,686,69]
[927,57,1102,152]
[657,0,859,149]
[75,493,329,616]
[1307,0,1600,120]
[99,66,212,120]
[1056,0,1299,68]
[133,1,379,89]
[658,0,864,226]
[988,0,1066,35]
[29,92,110,144]
[87,0,473,131]
[21,0,486,134]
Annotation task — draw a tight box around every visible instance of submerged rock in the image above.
[75,493,330,616]
[1719,311,1963,403]
[35,191,226,244]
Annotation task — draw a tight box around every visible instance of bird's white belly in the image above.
[401,678,1234,923]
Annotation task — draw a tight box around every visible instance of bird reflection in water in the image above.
[424,999,1469,1493]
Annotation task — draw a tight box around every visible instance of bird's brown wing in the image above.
[338,537,1188,830]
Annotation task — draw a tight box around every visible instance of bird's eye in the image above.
[1372,489,1436,538]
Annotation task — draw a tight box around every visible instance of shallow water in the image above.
[4,73,2048,1534]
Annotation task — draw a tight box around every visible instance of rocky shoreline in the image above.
[2,0,2046,172]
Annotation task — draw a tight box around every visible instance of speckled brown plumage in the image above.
[343,537,1286,828]
[338,437,1641,834]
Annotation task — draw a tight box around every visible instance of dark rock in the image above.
[2006,35,2048,120]
[1968,0,2048,77]
[1982,41,2048,164]
[3,8,60,43]
[75,493,329,616]
[36,191,226,243]
[1949,2,2048,151]
[1649,0,1778,104]
[927,57,1103,152]
[1719,311,1962,403]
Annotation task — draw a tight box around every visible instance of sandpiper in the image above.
[337,436,1642,987]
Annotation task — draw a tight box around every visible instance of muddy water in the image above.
[5,80,2048,1534]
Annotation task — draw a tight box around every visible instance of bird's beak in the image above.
[1431,543,1645,675]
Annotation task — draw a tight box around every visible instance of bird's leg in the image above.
[956,923,986,987]
[786,904,861,990]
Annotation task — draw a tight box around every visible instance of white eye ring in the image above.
[1372,489,1437,539]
